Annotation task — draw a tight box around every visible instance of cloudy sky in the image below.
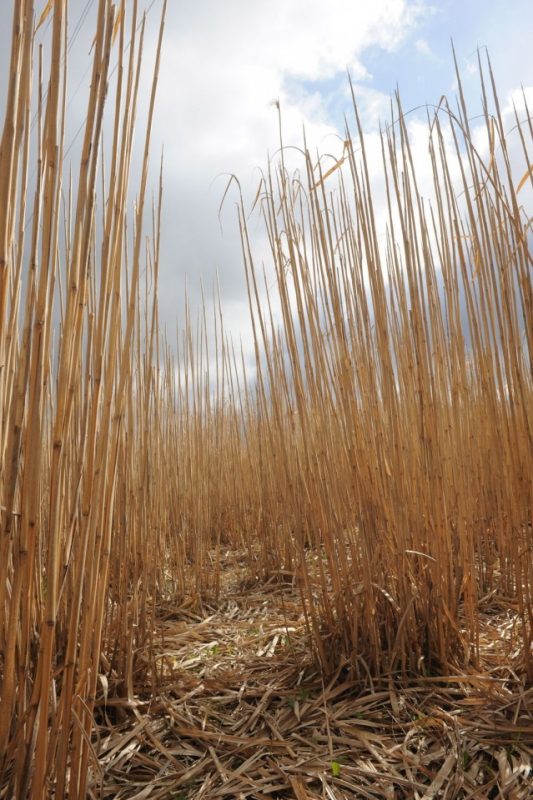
[153,0,533,340]
[2,0,532,349]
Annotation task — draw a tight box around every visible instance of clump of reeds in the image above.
[165,53,532,681]
[151,53,532,684]
[233,55,532,678]
[0,1,166,796]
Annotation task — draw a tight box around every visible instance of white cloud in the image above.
[415,37,436,58]
[145,0,426,338]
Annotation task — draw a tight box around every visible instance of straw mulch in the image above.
[89,554,533,799]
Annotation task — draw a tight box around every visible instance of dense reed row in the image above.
[0,1,167,796]
[165,54,532,679]
[0,1,531,797]
[235,64,532,677]
[241,70,533,677]
[185,68,531,669]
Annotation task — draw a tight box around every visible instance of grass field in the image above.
[0,2,531,798]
